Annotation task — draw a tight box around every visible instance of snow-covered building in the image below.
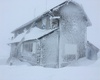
[8,1,99,68]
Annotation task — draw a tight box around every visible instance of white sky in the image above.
[0,0,100,57]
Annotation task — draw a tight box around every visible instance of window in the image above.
[50,16,60,29]
[52,19,59,28]
[23,41,33,53]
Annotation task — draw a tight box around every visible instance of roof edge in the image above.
[10,28,58,44]
[11,0,91,33]
[11,0,70,33]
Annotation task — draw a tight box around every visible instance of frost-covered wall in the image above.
[59,2,88,67]
[18,40,40,65]
[40,30,59,68]
[10,43,18,57]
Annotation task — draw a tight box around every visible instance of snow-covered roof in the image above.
[10,27,57,43]
[11,0,91,33]
[11,1,73,33]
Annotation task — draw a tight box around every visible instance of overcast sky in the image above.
[0,0,100,57]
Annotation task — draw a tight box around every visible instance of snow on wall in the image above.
[59,2,88,67]
[10,43,18,57]
[40,30,59,68]
[17,40,39,65]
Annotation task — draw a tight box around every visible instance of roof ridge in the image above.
[11,0,70,33]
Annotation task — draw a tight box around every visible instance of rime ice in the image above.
[8,1,99,68]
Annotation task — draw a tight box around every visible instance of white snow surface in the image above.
[11,27,57,43]
[0,66,100,80]
[0,52,100,80]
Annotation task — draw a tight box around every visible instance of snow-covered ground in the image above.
[0,64,100,80]
[0,66,100,80]
[0,52,100,80]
